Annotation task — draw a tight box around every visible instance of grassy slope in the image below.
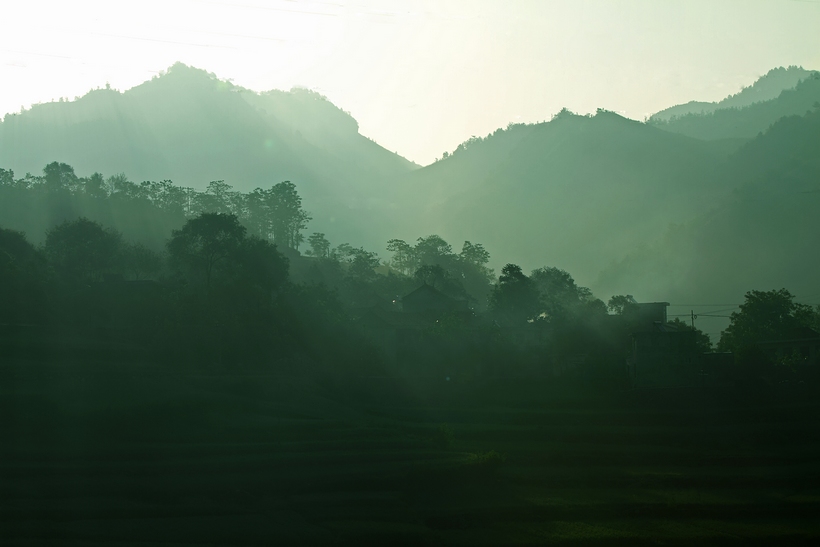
[3,359,820,546]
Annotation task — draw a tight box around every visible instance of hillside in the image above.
[649,71,820,141]
[0,63,417,248]
[391,109,732,287]
[650,66,813,122]
[597,106,820,306]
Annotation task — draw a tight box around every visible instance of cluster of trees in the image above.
[719,289,819,355]
[0,212,365,370]
[0,162,310,250]
[384,236,494,302]
[489,264,608,326]
[5,161,819,379]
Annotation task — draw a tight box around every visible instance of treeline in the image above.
[0,212,378,371]
[4,161,818,380]
[0,162,309,251]
[0,162,630,375]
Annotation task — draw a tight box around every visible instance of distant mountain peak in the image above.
[650,65,815,123]
[647,68,820,141]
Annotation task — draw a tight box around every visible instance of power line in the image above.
[668,304,741,307]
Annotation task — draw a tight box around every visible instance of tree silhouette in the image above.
[44,217,122,283]
[489,264,540,325]
[307,232,331,258]
[268,181,311,250]
[121,242,163,280]
[167,213,246,289]
[43,162,79,193]
[718,289,816,353]
[386,238,415,275]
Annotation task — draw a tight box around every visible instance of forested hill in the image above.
[648,70,820,141]
[0,63,417,248]
[597,105,820,306]
[650,66,813,122]
[393,109,731,288]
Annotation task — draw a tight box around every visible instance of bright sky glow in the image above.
[2,0,820,165]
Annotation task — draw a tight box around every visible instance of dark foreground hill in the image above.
[0,63,417,248]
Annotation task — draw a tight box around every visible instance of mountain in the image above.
[3,62,818,312]
[648,70,820,141]
[651,66,813,122]
[597,106,820,306]
[0,63,418,248]
[390,109,733,288]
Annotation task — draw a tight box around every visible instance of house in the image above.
[624,301,702,388]
[758,327,820,366]
[355,284,476,371]
[356,305,433,363]
[400,283,469,316]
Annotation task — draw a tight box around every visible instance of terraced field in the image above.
[3,361,820,545]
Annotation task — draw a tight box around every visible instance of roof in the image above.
[760,327,820,345]
[402,283,452,302]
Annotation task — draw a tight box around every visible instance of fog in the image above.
[3,3,820,545]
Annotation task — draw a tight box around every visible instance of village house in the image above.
[356,283,476,370]
[758,327,820,366]
[624,301,702,389]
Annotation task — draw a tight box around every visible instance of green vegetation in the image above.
[3,64,820,312]
[598,105,820,304]
[4,364,820,545]
[3,63,820,545]
[0,63,417,252]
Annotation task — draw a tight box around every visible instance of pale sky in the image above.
[2,0,820,165]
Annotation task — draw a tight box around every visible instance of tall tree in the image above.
[307,232,331,258]
[43,162,79,193]
[0,168,15,187]
[718,289,817,353]
[386,238,415,275]
[83,172,108,199]
[0,228,49,324]
[489,264,541,326]
[414,235,454,267]
[44,217,122,283]
[166,213,246,289]
[121,242,163,280]
[265,181,311,250]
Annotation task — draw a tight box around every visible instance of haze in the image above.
[2,0,820,165]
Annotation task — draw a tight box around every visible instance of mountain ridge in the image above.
[650,66,814,122]
[391,109,731,288]
[648,69,820,141]
[0,63,418,248]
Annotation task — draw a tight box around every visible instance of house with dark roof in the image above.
[401,283,469,316]
[624,301,702,388]
[355,283,477,371]
[758,327,820,366]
